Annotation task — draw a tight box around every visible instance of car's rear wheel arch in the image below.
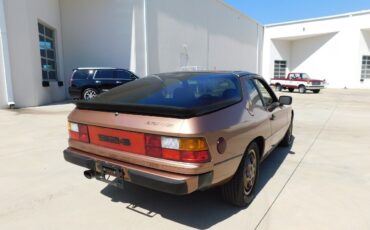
[250,136,264,160]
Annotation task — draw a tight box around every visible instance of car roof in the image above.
[76,67,127,70]
[151,71,256,78]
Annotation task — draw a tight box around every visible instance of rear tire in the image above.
[82,88,98,100]
[280,119,293,147]
[313,90,320,94]
[221,142,260,207]
[299,85,306,94]
[288,88,294,92]
[275,84,282,92]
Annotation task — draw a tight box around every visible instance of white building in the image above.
[0,0,263,108]
[262,10,370,89]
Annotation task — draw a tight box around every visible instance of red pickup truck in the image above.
[271,73,325,94]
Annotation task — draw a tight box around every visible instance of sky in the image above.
[224,0,370,24]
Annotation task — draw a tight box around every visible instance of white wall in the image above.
[60,0,134,78]
[4,0,65,107]
[0,32,6,107]
[1,0,262,108]
[290,33,340,86]
[269,39,291,76]
[263,12,370,88]
[145,0,263,74]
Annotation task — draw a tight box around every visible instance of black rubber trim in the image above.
[63,149,95,169]
[128,169,189,195]
[198,172,214,190]
[64,149,212,195]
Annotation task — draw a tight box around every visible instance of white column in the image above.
[0,0,14,106]
[130,0,149,77]
[143,0,148,76]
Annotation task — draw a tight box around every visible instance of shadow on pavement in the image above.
[100,138,295,229]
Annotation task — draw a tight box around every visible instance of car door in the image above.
[287,73,295,88]
[114,70,135,86]
[243,78,274,155]
[253,78,289,148]
[94,70,116,92]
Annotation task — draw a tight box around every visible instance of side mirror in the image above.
[279,96,292,105]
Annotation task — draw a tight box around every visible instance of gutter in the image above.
[0,0,15,107]
[266,9,370,28]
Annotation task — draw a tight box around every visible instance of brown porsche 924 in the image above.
[64,71,293,207]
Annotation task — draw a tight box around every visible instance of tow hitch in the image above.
[83,161,124,189]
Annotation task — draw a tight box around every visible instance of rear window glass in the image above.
[72,69,94,79]
[115,70,132,80]
[80,72,242,115]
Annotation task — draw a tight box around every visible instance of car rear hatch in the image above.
[67,72,244,174]
[67,109,213,175]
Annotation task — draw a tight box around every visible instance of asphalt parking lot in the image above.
[0,89,370,230]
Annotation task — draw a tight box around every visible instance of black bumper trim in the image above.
[64,149,213,195]
[64,149,95,169]
[128,169,189,195]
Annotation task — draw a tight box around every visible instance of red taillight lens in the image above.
[68,122,90,143]
[146,146,162,158]
[180,151,210,163]
[162,149,181,161]
[145,134,161,147]
[78,125,90,143]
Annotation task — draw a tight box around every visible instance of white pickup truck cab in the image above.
[271,73,325,94]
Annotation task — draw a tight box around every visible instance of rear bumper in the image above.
[306,85,325,90]
[63,148,213,195]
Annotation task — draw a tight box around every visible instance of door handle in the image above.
[95,81,101,84]
[116,81,122,84]
[270,114,275,120]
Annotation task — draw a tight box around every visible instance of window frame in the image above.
[361,56,370,80]
[38,21,58,81]
[243,78,264,109]
[252,77,278,108]
[274,60,287,79]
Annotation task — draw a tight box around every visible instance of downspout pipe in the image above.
[0,0,15,108]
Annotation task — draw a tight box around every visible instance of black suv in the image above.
[69,68,139,100]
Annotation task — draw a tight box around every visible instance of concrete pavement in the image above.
[0,89,369,230]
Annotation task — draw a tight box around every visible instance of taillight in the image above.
[144,134,211,163]
[68,122,90,143]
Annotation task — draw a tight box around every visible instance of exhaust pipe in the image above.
[84,170,96,179]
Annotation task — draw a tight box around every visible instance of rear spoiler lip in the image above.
[75,98,242,119]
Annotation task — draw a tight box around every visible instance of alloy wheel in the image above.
[83,89,97,100]
[244,149,257,195]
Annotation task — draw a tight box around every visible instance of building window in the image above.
[361,56,370,80]
[274,60,287,78]
[38,22,57,81]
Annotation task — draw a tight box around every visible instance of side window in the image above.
[95,70,114,79]
[253,79,275,106]
[72,70,93,80]
[115,70,132,80]
[244,79,264,108]
[274,60,287,78]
